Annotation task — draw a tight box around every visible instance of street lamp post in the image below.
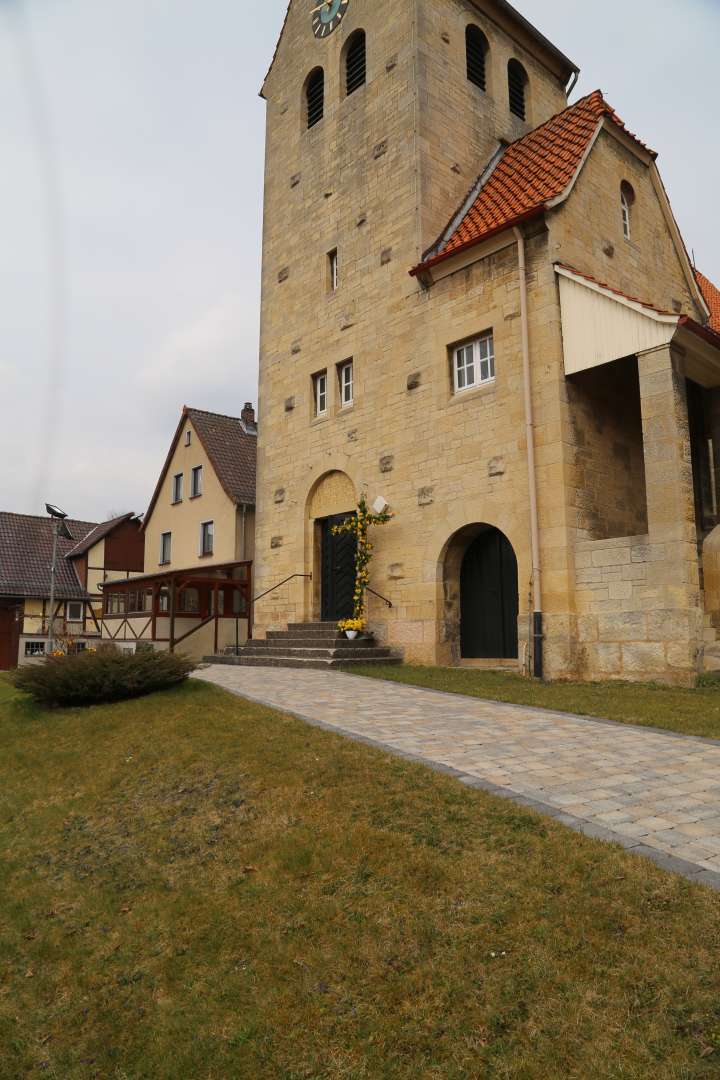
[45,504,71,655]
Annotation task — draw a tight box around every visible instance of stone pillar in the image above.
[637,344,702,673]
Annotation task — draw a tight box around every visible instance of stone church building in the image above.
[252,0,720,682]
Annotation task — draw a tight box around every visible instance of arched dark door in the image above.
[460,529,518,659]
[320,513,357,622]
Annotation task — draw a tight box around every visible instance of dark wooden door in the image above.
[320,513,357,622]
[460,530,518,659]
[0,605,20,671]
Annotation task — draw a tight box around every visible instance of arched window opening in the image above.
[508,59,528,120]
[466,25,488,91]
[621,181,635,240]
[345,30,366,96]
[306,68,325,129]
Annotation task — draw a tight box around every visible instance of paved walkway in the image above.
[197,666,720,890]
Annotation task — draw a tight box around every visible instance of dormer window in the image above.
[508,59,528,120]
[466,25,488,91]
[621,181,635,240]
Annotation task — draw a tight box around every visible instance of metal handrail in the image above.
[367,586,392,609]
[253,573,312,604]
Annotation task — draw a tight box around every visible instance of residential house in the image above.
[101,404,257,658]
[0,512,144,668]
[251,0,720,683]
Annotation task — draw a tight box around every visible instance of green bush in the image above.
[9,647,197,707]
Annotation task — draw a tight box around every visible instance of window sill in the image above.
[171,500,183,506]
[198,552,215,559]
[311,413,329,426]
[189,494,203,500]
[448,380,496,406]
[338,402,355,414]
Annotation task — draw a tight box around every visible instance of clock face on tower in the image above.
[311,0,350,38]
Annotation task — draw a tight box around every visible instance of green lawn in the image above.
[1,675,720,1079]
[349,665,720,739]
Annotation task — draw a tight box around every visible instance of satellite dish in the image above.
[45,503,68,519]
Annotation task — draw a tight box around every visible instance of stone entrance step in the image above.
[204,620,402,670]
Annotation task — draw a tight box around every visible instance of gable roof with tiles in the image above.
[696,270,720,334]
[65,512,138,560]
[414,91,654,274]
[0,514,99,600]
[142,405,257,531]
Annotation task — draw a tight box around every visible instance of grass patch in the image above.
[0,674,719,1078]
[349,665,720,739]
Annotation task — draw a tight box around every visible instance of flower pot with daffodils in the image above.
[338,617,366,640]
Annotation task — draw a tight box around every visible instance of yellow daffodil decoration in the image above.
[332,494,392,628]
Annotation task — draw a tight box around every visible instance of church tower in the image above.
[253,0,578,657]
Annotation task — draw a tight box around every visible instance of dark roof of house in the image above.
[142,405,257,530]
[0,513,99,600]
[415,91,654,274]
[65,512,137,559]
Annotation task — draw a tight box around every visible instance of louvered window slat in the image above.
[307,69,324,129]
[346,32,366,96]
[508,61,526,120]
[466,27,487,91]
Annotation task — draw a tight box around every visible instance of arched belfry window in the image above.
[345,30,366,96]
[621,181,635,240]
[466,25,488,91]
[306,67,325,129]
[508,59,528,120]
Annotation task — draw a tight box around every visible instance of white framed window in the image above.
[66,601,84,623]
[621,181,635,240]
[25,641,45,657]
[328,249,338,292]
[185,429,192,446]
[453,332,495,394]
[172,473,183,504]
[200,520,214,557]
[313,371,328,416]
[160,532,172,565]
[338,359,353,407]
[191,465,203,498]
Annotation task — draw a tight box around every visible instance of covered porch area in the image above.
[100,561,252,661]
[557,264,720,681]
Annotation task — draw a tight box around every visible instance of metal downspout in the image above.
[513,226,543,678]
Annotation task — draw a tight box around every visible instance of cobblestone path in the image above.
[197,665,720,890]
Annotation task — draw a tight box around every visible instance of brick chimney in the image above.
[241,402,255,425]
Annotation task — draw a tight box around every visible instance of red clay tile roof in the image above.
[65,513,137,560]
[0,513,99,599]
[415,91,655,273]
[696,270,720,334]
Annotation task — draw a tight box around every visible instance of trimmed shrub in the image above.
[9,647,197,707]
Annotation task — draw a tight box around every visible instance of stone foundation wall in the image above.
[574,535,702,683]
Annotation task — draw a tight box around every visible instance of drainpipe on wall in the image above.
[513,226,544,679]
[241,503,247,561]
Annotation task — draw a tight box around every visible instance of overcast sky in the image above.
[1,0,718,522]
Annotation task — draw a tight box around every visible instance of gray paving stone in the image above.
[197,666,720,891]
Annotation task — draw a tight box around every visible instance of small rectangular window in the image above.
[328,249,338,292]
[338,360,353,407]
[25,641,46,657]
[185,429,192,446]
[314,371,328,416]
[66,601,84,623]
[172,473,183,504]
[453,332,495,394]
[160,532,172,565]
[200,520,214,557]
[191,465,203,498]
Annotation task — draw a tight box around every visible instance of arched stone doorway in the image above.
[306,470,357,622]
[442,524,519,662]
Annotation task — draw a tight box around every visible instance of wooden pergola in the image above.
[100,561,252,653]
